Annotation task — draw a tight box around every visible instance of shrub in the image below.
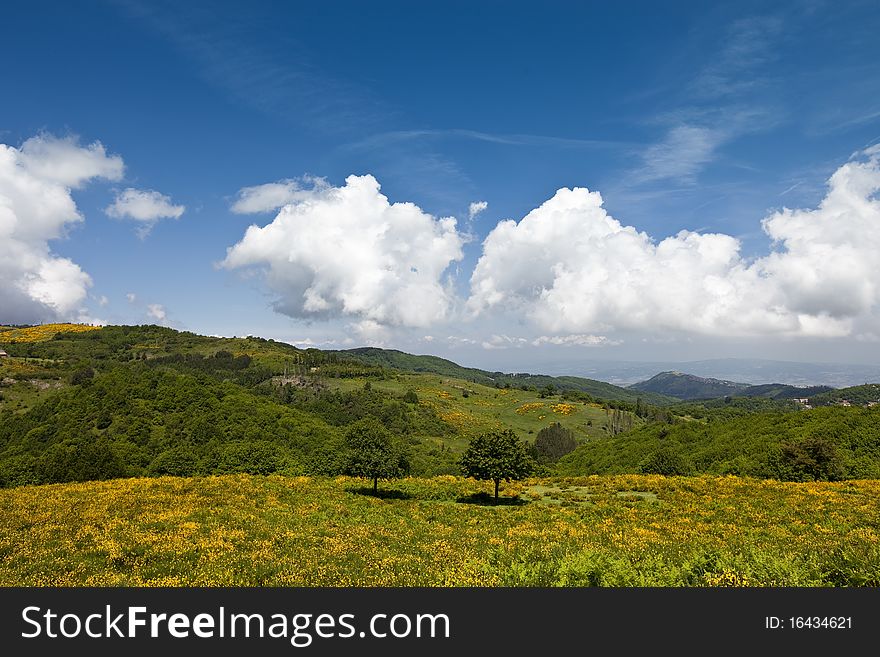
[639,446,692,476]
[532,423,577,464]
[70,367,95,386]
[772,436,844,481]
[36,439,128,484]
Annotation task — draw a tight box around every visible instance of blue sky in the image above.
[2,0,880,370]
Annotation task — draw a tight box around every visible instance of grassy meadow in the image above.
[332,373,638,449]
[1,473,878,587]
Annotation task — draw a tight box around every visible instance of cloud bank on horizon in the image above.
[469,145,880,340]
[224,145,880,344]
[4,131,880,349]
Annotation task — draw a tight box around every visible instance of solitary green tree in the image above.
[531,422,577,464]
[342,417,409,494]
[460,430,533,500]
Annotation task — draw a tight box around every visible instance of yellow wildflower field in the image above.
[0,474,877,586]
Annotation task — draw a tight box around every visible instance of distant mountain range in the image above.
[628,371,833,401]
[522,357,880,388]
[333,348,880,404]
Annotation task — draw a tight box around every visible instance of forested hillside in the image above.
[3,324,880,489]
[556,406,880,480]
[629,370,834,401]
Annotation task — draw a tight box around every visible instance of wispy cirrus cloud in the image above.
[688,16,783,100]
[632,125,724,185]
[342,128,632,153]
[112,0,390,135]
[627,15,785,186]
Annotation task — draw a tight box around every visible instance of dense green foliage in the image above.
[0,325,465,486]
[556,406,880,480]
[669,396,799,420]
[0,364,337,487]
[460,430,533,499]
[811,384,880,406]
[276,382,453,437]
[740,383,833,399]
[531,423,577,464]
[3,324,880,489]
[342,417,410,493]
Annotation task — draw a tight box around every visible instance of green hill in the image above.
[738,383,833,399]
[338,347,675,404]
[630,370,834,401]
[0,363,341,487]
[4,324,878,490]
[326,372,645,449]
[811,384,880,407]
[629,371,748,399]
[0,324,654,487]
[556,406,880,480]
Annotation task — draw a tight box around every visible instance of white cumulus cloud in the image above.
[468,200,488,219]
[532,334,620,347]
[468,146,880,339]
[230,176,329,214]
[481,334,529,350]
[223,174,465,329]
[146,303,168,324]
[0,134,123,323]
[17,133,124,188]
[106,188,185,237]
[481,333,620,349]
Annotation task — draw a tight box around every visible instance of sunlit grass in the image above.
[331,373,633,445]
[1,474,877,586]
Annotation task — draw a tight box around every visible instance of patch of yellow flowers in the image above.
[1,474,878,587]
[515,402,544,415]
[439,410,472,429]
[0,324,101,344]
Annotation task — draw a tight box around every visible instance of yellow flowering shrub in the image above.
[515,402,544,415]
